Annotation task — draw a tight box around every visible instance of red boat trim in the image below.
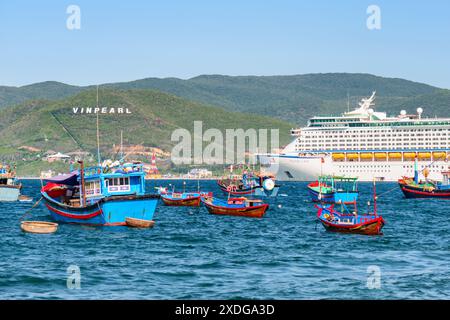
[203,200,268,212]
[400,185,450,197]
[45,203,103,220]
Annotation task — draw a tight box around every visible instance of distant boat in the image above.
[218,171,280,197]
[201,196,269,218]
[308,176,358,204]
[316,181,384,235]
[160,191,212,207]
[0,165,21,202]
[398,158,450,198]
[41,161,160,226]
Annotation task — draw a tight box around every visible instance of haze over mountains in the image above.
[1,73,449,125]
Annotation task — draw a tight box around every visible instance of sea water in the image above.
[0,180,449,299]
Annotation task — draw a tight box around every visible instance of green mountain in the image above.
[2,74,449,124]
[0,89,293,158]
[0,81,83,108]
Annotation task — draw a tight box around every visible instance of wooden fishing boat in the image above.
[160,191,213,207]
[125,217,155,228]
[201,197,269,218]
[218,169,280,197]
[21,221,58,234]
[308,176,358,204]
[41,161,160,226]
[398,158,450,198]
[316,181,384,235]
[316,205,385,235]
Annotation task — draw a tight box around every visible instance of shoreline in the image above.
[18,176,221,181]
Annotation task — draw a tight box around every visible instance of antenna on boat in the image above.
[96,85,101,167]
[373,178,378,215]
[120,130,123,160]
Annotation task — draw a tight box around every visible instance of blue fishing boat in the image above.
[41,161,160,226]
[308,176,358,204]
[0,164,21,202]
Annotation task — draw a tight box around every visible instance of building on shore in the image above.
[186,168,213,179]
[44,152,71,163]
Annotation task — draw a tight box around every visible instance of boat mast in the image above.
[373,178,377,215]
[120,130,123,160]
[78,160,86,207]
[96,85,101,167]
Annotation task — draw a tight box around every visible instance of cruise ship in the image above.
[258,92,450,181]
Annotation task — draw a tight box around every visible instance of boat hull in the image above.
[0,185,21,202]
[399,181,450,199]
[258,153,449,182]
[161,195,201,206]
[202,199,269,218]
[42,193,159,226]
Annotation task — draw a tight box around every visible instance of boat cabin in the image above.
[318,175,358,192]
[43,162,146,207]
[0,166,17,187]
[441,171,450,187]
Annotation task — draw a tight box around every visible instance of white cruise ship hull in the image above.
[258,153,449,182]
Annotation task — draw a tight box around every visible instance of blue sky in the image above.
[0,0,449,88]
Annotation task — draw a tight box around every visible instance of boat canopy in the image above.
[44,172,79,186]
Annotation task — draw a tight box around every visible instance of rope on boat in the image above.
[19,197,43,221]
[376,185,400,199]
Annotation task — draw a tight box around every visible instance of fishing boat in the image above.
[201,196,269,218]
[0,164,22,202]
[398,157,450,198]
[316,182,385,235]
[218,169,280,197]
[160,191,213,206]
[308,176,358,204]
[41,161,160,226]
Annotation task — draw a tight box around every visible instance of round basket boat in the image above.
[18,195,33,202]
[21,221,58,234]
[125,217,155,228]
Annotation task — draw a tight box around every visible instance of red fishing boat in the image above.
[316,205,385,235]
[316,181,385,235]
[201,197,269,218]
[160,191,212,207]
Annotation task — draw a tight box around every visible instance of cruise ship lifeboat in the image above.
[433,152,447,160]
[403,152,416,160]
[388,152,402,160]
[332,153,345,161]
[374,153,387,160]
[418,152,432,160]
[360,153,373,160]
[346,153,359,160]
